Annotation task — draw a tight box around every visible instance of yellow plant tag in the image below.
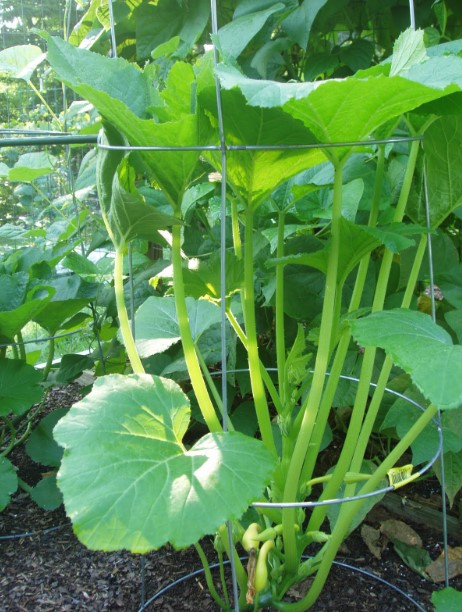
[387,464,419,489]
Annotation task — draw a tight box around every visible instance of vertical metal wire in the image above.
[210,1,240,609]
[409,0,416,30]
[423,165,450,587]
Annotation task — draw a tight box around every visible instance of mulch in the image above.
[1,385,461,611]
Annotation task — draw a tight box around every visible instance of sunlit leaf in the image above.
[54,374,275,551]
[0,44,45,81]
[350,309,462,410]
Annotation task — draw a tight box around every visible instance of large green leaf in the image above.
[432,587,462,612]
[350,309,462,410]
[26,407,69,468]
[47,37,201,208]
[101,154,180,249]
[133,296,221,358]
[216,3,285,58]
[216,45,462,159]
[47,36,151,117]
[30,474,63,511]
[182,251,243,299]
[0,359,44,417]
[135,0,210,60]
[0,44,45,81]
[0,457,18,511]
[0,283,54,341]
[54,374,275,551]
[282,0,328,49]
[200,87,326,208]
[270,219,420,288]
[407,115,462,229]
[8,152,57,182]
[33,276,97,334]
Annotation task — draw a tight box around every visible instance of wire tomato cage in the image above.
[99,0,448,610]
[0,1,449,611]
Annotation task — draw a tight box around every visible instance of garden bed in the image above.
[1,386,460,611]
[1,491,458,611]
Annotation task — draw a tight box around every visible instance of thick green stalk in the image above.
[312,237,428,531]
[231,198,242,259]
[194,542,228,610]
[226,308,284,415]
[16,331,27,362]
[114,248,145,375]
[41,337,55,381]
[348,234,428,473]
[281,160,344,575]
[299,146,387,487]
[308,139,421,532]
[171,225,222,432]
[242,209,276,455]
[196,349,235,430]
[285,404,438,611]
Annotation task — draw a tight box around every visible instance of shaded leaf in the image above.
[133,296,221,358]
[216,3,285,58]
[136,0,209,60]
[282,0,327,50]
[30,473,63,511]
[408,116,462,229]
[393,540,431,579]
[434,451,462,508]
[432,586,462,611]
[0,457,18,511]
[0,360,44,417]
[26,407,69,467]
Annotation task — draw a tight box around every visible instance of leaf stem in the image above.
[299,145,387,488]
[114,248,145,375]
[226,308,284,415]
[194,542,229,610]
[242,208,277,456]
[308,138,421,532]
[171,225,222,432]
[291,404,438,611]
[281,159,344,574]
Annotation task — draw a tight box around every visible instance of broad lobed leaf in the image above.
[350,309,462,410]
[54,374,275,551]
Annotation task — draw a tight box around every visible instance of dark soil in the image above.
[1,386,461,611]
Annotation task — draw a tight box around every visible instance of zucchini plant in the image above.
[46,19,462,611]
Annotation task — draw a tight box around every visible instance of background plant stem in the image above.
[242,208,276,455]
[114,248,145,375]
